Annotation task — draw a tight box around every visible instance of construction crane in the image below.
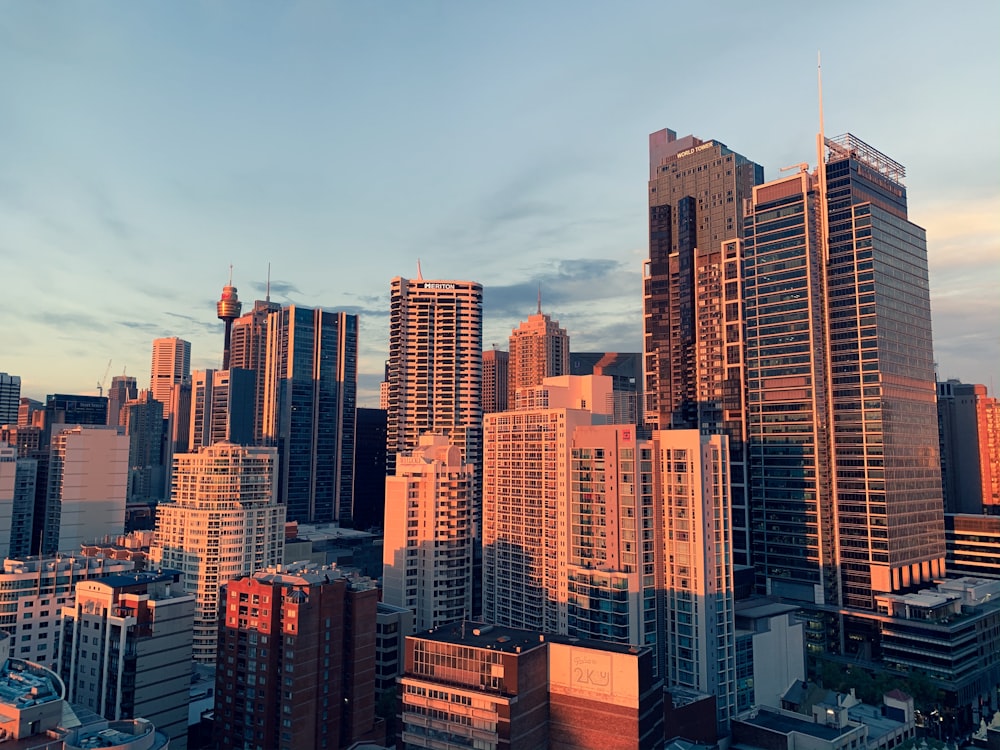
[96,359,112,397]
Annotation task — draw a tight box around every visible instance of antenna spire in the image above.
[537,285,542,315]
[228,263,233,285]
[416,259,423,281]
[266,262,271,302]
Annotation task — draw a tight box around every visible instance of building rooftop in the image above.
[738,707,856,741]
[735,598,801,620]
[414,623,548,655]
[0,659,62,709]
[92,570,181,591]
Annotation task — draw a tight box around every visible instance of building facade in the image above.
[353,407,387,532]
[383,433,473,630]
[122,390,166,503]
[0,443,36,559]
[230,297,281,445]
[570,352,643,426]
[482,347,509,415]
[938,380,999,514]
[387,276,483,532]
[743,135,945,631]
[58,570,194,749]
[150,337,191,416]
[643,128,762,569]
[263,305,358,525]
[0,373,21,426]
[189,368,255,450]
[214,563,381,750]
[150,443,285,663]
[507,308,569,409]
[106,375,138,428]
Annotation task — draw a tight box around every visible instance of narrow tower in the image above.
[216,268,242,370]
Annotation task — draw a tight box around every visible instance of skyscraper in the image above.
[189,368,255,450]
[150,338,191,415]
[150,443,285,663]
[383,433,473,630]
[0,442,36,559]
[43,425,128,555]
[106,374,138,428]
[643,128,763,568]
[387,276,483,530]
[353,407,387,531]
[742,134,944,627]
[122,390,166,503]
[263,305,357,524]
[230,298,281,444]
[937,380,999,514]
[507,304,569,409]
[482,347,509,415]
[0,373,20,426]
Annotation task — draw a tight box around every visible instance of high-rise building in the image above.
[353,407,387,531]
[387,276,483,532]
[189,368,255,450]
[0,554,136,671]
[106,374,138,428]
[43,425,128,556]
[263,305,357,524]
[58,570,195,749]
[0,443,36,559]
[150,443,285,663]
[42,394,109,438]
[570,352,643,425]
[937,380,999,514]
[742,134,944,628]
[214,563,382,750]
[643,128,763,569]
[122,390,166,502]
[150,338,191,415]
[230,298,281,444]
[17,396,43,427]
[507,305,569,409]
[383,433,473,630]
[483,375,614,633]
[482,347,509,414]
[0,373,20,426]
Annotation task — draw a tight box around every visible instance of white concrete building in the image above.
[150,442,284,663]
[44,425,128,556]
[383,433,472,630]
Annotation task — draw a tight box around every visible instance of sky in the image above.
[2,1,998,406]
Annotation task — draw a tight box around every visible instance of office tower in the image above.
[189,368,255,450]
[230,297,281,444]
[644,128,763,569]
[216,279,242,370]
[944,514,1000,579]
[150,443,285,663]
[263,305,358,524]
[58,570,195,748]
[383,433,473,630]
[0,374,19,426]
[42,425,127,556]
[106,374,138,428]
[375,602,414,696]
[150,337,191,415]
[387,276,483,529]
[215,563,382,750]
[0,443,36,558]
[483,375,614,633]
[353,407,387,531]
[743,135,944,624]
[42,393,109,435]
[507,304,569,408]
[937,380,999,514]
[0,555,135,671]
[570,352,643,425]
[122,390,166,502]
[482,347,509,415]
[17,396,42,427]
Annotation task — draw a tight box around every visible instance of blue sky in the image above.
[2,1,998,405]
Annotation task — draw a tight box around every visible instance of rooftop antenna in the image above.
[416,258,423,281]
[266,262,271,302]
[228,263,233,285]
[537,285,542,315]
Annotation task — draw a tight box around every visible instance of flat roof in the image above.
[413,624,547,655]
[0,659,61,710]
[735,598,801,619]
[739,708,855,741]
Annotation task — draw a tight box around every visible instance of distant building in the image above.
[944,513,1000,579]
[230,297,281,445]
[214,563,382,750]
[507,307,569,408]
[482,347,509,414]
[733,598,805,712]
[189,368,255,450]
[383,433,473,630]
[0,442,36,558]
[375,602,414,696]
[353,407,387,531]
[569,352,642,425]
[938,380,999,514]
[122,390,166,503]
[58,570,194,749]
[0,373,20,426]
[151,443,285,663]
[150,337,191,416]
[106,374,138,428]
[0,554,135,671]
[0,631,65,743]
[263,305,358,524]
[43,425,128,556]
[732,704,868,750]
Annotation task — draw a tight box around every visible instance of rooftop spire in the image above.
[537,285,542,315]
[266,262,271,302]
[416,258,423,281]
